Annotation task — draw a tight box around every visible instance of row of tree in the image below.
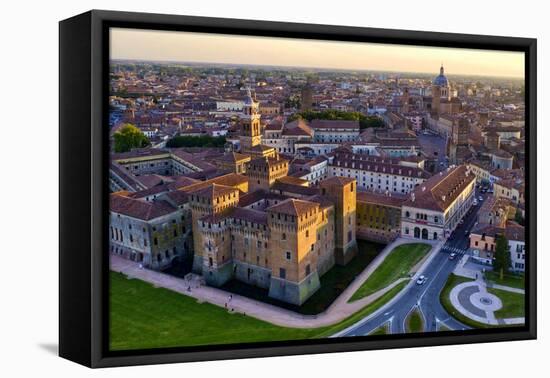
[287,109,385,130]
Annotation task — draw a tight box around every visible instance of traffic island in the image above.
[405,308,425,333]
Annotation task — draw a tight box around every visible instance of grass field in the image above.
[369,323,389,335]
[221,240,383,315]
[485,271,525,290]
[349,243,431,302]
[110,272,408,351]
[487,288,525,319]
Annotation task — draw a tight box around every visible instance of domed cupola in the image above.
[433,65,449,87]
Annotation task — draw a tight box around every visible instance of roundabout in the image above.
[449,280,523,326]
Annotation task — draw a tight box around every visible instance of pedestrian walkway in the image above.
[487,283,525,294]
[449,277,525,326]
[110,238,441,329]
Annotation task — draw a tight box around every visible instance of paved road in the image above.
[338,189,488,336]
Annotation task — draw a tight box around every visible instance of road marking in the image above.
[384,310,394,316]
[418,253,452,306]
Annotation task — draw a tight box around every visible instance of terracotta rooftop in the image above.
[231,207,268,225]
[179,173,248,193]
[267,198,319,216]
[404,165,476,211]
[271,182,320,196]
[110,193,177,221]
[276,176,309,186]
[238,190,288,208]
[357,190,408,208]
[319,176,356,186]
[189,183,238,199]
[214,151,251,163]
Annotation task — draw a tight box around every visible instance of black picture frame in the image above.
[59,9,537,368]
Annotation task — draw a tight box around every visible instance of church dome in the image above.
[433,65,449,87]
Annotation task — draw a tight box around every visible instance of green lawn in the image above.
[110,272,409,351]
[485,271,525,290]
[437,324,452,332]
[406,309,424,333]
[349,243,431,302]
[369,323,389,336]
[487,288,525,319]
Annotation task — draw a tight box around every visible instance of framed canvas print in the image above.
[59,10,536,368]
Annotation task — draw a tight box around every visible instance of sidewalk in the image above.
[487,283,525,294]
[110,238,439,329]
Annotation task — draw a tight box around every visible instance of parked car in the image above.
[416,275,427,285]
[459,219,464,224]
[473,199,478,206]
[478,196,484,201]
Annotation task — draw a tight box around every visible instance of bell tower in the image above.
[240,87,262,153]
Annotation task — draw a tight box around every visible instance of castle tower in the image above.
[246,155,289,192]
[239,87,262,153]
[267,199,321,305]
[188,184,240,280]
[319,177,357,265]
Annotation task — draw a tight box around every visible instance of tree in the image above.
[493,234,511,280]
[514,210,525,226]
[113,124,150,153]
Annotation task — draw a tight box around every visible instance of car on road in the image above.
[478,196,484,201]
[449,252,457,260]
[473,199,478,206]
[459,219,464,224]
[416,275,427,285]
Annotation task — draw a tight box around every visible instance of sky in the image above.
[110,28,525,79]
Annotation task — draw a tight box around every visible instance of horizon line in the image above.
[110,58,525,80]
